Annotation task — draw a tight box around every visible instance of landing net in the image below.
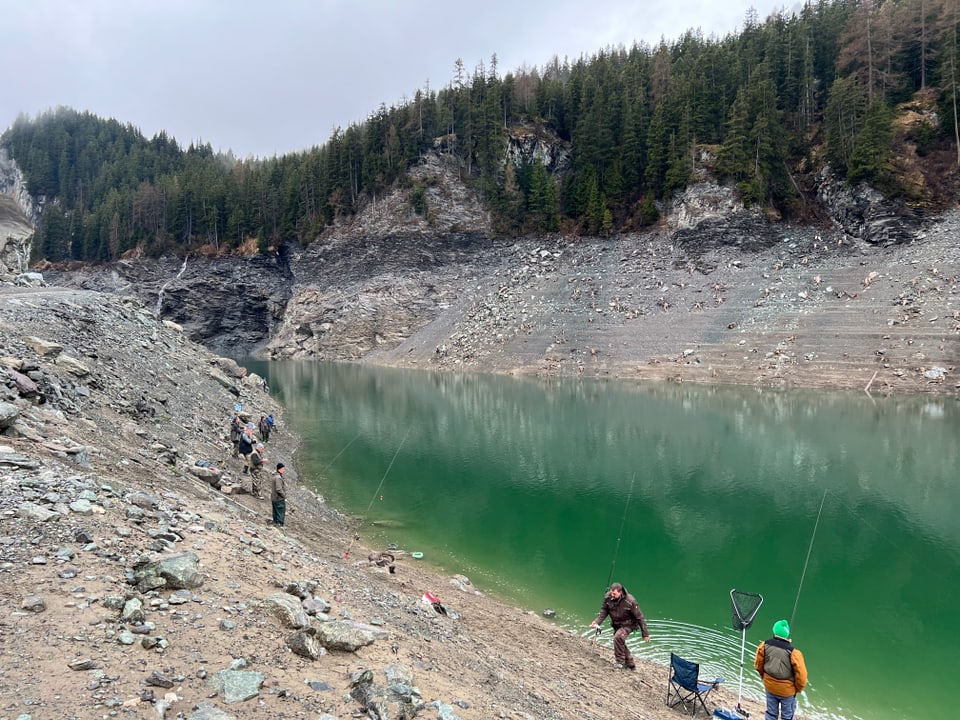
[730,589,763,631]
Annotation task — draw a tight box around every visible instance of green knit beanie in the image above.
[773,619,791,639]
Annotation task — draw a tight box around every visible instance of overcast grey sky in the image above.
[2,0,792,159]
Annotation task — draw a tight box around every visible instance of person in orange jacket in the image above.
[754,619,808,720]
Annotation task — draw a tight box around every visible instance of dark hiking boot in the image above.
[625,661,636,670]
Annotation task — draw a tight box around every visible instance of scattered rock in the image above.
[210,670,265,704]
[264,592,311,629]
[286,627,327,660]
[145,670,175,688]
[20,595,45,612]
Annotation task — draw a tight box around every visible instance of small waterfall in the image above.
[155,254,190,315]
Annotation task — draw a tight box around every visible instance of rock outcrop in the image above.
[814,166,921,245]
[44,254,292,357]
[0,148,37,278]
[505,122,572,174]
[0,195,32,277]
[0,147,39,225]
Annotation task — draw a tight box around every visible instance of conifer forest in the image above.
[3,0,958,262]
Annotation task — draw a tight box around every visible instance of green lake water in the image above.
[246,360,960,720]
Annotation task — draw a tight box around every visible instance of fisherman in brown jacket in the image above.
[589,582,651,669]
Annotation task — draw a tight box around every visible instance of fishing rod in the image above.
[343,428,411,559]
[790,488,828,628]
[592,472,637,648]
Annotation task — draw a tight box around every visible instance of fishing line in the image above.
[605,471,637,591]
[321,431,363,475]
[790,488,827,628]
[828,493,907,555]
[590,472,637,650]
[343,427,411,559]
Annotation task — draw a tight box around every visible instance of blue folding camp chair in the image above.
[666,652,723,716]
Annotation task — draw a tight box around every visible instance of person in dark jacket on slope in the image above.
[755,619,808,720]
[589,582,651,669]
[229,412,243,457]
[271,463,287,527]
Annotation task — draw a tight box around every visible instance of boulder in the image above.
[21,336,63,357]
[313,620,377,651]
[264,592,311,629]
[286,627,327,660]
[130,551,204,591]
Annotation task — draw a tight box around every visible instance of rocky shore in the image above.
[0,286,770,720]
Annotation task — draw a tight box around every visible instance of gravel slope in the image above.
[0,287,768,720]
[369,217,960,396]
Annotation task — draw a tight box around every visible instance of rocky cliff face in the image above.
[0,195,32,277]
[505,122,572,174]
[0,148,34,277]
[814,166,921,245]
[44,253,292,358]
[0,147,39,226]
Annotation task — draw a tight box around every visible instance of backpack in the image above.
[238,432,255,453]
[763,640,796,680]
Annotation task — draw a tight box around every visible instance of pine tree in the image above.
[528,161,560,233]
[824,76,869,174]
[848,99,894,186]
[644,104,670,197]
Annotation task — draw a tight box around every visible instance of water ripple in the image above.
[578,619,842,719]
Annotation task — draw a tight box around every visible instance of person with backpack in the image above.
[754,619,808,720]
[589,582,651,670]
[258,415,271,443]
[238,423,257,474]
